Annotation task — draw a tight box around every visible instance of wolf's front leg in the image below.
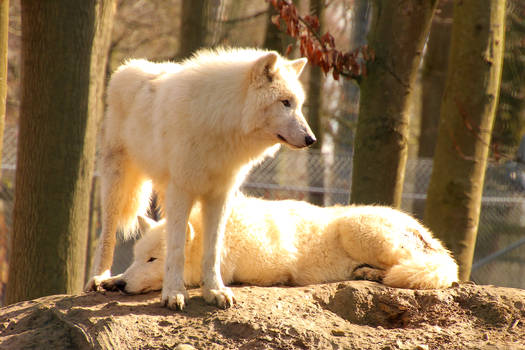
[162,185,194,310]
[201,193,236,308]
[85,215,119,291]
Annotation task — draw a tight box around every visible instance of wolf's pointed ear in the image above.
[137,215,156,233]
[252,52,279,83]
[289,57,307,76]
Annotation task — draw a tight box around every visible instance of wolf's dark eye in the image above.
[147,257,157,263]
[281,99,291,107]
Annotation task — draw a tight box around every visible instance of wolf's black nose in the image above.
[305,135,316,146]
[114,279,127,292]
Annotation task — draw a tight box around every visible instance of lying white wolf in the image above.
[100,196,458,294]
[86,48,315,310]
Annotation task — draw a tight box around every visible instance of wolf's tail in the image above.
[117,179,154,240]
[383,250,459,289]
[99,158,154,241]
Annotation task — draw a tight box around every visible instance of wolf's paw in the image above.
[161,288,189,311]
[84,270,112,292]
[100,275,127,293]
[202,287,236,309]
[352,264,386,283]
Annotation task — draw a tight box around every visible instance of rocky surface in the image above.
[0,281,524,349]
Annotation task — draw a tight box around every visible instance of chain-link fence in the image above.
[1,130,524,289]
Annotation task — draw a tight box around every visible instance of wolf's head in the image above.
[103,216,166,294]
[243,51,316,149]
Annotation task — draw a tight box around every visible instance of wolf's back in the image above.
[106,60,179,112]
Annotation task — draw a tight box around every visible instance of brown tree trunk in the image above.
[0,0,8,305]
[411,0,454,219]
[418,0,454,159]
[350,0,438,207]
[334,0,369,155]
[264,0,298,54]
[264,3,285,53]
[327,0,369,206]
[177,0,207,60]
[6,0,115,304]
[492,0,525,156]
[307,0,324,206]
[424,0,506,281]
[0,0,7,172]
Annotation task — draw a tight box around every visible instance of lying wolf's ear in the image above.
[288,58,307,76]
[137,215,156,233]
[252,52,279,83]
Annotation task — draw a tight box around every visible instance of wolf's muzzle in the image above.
[305,135,316,146]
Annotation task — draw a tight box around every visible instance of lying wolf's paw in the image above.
[352,264,386,283]
[202,287,236,309]
[84,270,112,292]
[161,288,189,311]
[100,275,126,293]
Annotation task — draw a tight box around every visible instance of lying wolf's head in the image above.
[102,216,166,294]
[243,51,316,149]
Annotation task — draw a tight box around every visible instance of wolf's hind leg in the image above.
[86,148,151,291]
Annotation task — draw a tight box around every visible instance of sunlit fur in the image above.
[101,195,458,294]
[86,47,315,310]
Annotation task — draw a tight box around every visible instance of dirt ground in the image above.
[0,281,523,349]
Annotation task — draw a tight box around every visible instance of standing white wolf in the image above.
[99,196,459,294]
[86,48,315,310]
